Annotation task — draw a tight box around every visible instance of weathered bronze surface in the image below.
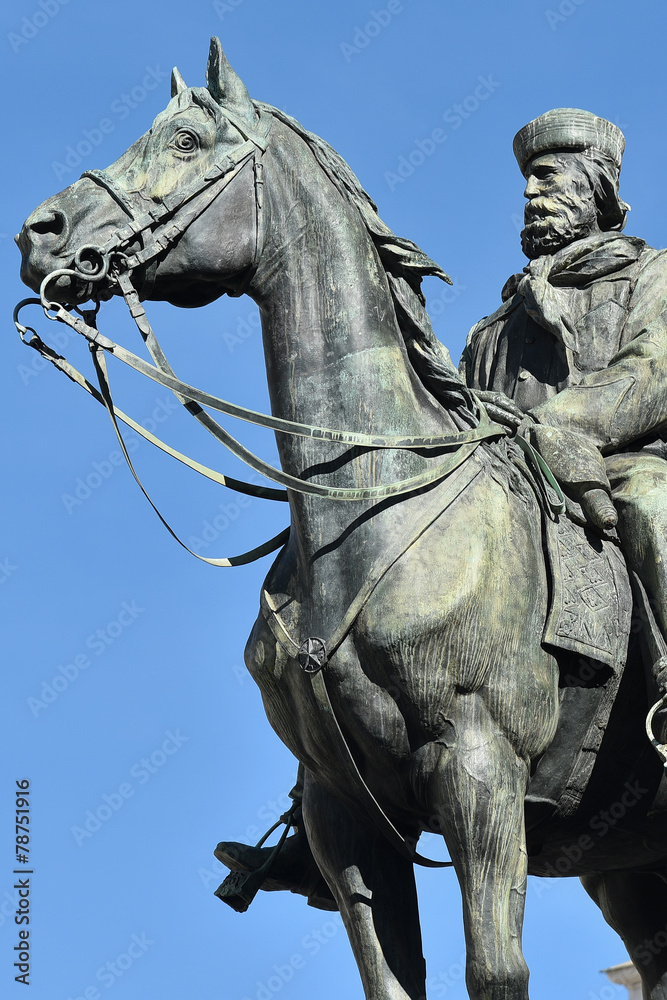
[16,40,667,1000]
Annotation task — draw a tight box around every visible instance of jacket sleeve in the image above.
[529,250,667,452]
[458,341,472,384]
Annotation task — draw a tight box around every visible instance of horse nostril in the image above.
[29,210,66,238]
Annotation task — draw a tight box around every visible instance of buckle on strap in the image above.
[298,637,327,674]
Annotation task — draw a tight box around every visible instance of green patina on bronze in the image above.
[17,44,667,1000]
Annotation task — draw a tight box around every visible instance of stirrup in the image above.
[214,804,296,913]
[646,694,667,768]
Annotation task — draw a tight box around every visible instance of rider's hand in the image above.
[475,390,525,431]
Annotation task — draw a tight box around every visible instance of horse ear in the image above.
[171,67,188,97]
[206,37,257,126]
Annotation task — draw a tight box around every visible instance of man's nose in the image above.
[523,175,541,199]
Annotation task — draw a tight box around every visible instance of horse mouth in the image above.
[18,233,117,305]
[21,260,106,306]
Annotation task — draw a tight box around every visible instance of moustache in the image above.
[524,195,577,222]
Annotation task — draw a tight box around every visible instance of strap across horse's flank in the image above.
[259,456,483,869]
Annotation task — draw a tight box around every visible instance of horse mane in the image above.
[253,101,479,427]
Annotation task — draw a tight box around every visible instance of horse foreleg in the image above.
[582,870,667,1000]
[302,770,427,1000]
[430,713,530,1000]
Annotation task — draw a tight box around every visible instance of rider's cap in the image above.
[513,108,625,174]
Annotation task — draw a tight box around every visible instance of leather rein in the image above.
[14,102,513,565]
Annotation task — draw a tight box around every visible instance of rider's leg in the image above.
[429,702,531,1000]
[302,769,428,1000]
[214,764,335,909]
[606,452,667,688]
[582,869,667,1000]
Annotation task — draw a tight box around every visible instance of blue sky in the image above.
[2,1,666,998]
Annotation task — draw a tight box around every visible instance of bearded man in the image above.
[463,108,667,676]
[215,108,667,911]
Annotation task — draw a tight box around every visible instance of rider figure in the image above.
[216,108,667,909]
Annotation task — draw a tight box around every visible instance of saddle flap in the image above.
[530,515,633,819]
[543,513,632,669]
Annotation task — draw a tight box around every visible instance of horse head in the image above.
[17,37,266,308]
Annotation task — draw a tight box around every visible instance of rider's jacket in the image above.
[460,233,667,456]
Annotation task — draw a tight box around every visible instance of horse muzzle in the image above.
[17,205,64,280]
[17,179,130,302]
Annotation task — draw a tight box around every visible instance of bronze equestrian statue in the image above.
[220,103,667,916]
[15,39,667,1000]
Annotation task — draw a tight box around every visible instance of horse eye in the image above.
[171,130,199,153]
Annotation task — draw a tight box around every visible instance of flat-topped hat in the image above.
[513,108,625,174]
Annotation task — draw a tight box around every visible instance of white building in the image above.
[602,962,642,1000]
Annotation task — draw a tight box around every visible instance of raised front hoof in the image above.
[214,838,337,912]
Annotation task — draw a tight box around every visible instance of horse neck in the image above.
[248,127,458,581]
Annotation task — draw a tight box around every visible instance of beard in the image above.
[520,194,598,259]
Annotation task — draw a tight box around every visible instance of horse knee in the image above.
[466,952,529,1000]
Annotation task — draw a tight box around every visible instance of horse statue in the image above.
[15,37,667,1000]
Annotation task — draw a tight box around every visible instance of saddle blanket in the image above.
[543,512,632,671]
[528,513,634,819]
